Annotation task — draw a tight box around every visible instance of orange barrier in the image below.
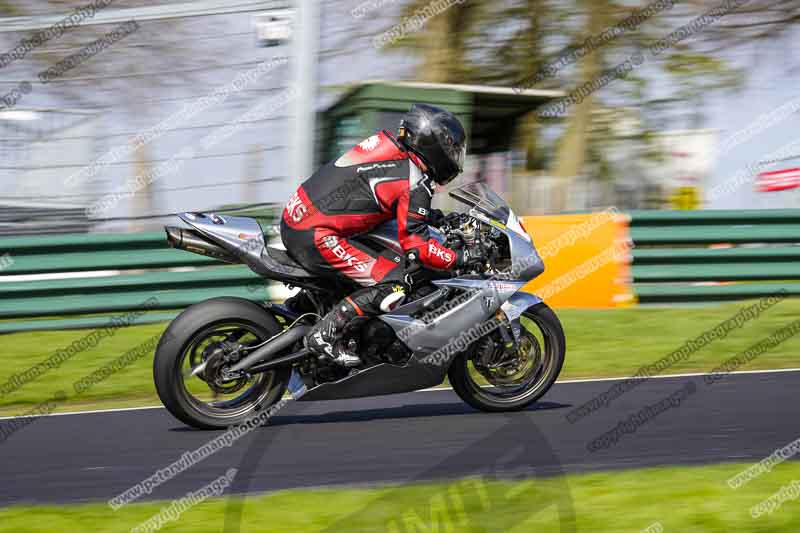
[520,211,634,309]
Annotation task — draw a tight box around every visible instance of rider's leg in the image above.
[307,281,407,366]
[304,228,406,366]
[280,221,406,366]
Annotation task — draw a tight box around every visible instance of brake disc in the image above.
[480,332,543,387]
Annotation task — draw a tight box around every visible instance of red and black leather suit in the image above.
[280,130,458,319]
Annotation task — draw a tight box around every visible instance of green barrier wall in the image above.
[0,231,269,333]
[629,209,800,303]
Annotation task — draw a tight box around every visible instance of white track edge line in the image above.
[1,367,799,421]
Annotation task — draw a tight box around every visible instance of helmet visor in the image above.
[432,113,467,172]
[446,142,466,172]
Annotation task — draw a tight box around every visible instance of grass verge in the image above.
[2,462,799,532]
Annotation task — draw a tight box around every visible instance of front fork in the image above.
[475,294,544,374]
[500,291,544,345]
[495,309,519,351]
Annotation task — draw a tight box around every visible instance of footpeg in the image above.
[332,352,362,367]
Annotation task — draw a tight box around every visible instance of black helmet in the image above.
[398,104,467,186]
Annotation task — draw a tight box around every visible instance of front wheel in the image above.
[448,302,565,412]
[153,297,291,429]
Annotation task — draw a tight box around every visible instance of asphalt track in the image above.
[0,370,798,507]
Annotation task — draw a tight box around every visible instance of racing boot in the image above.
[306,297,362,367]
[307,283,407,367]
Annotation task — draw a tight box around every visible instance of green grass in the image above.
[0,322,169,415]
[2,298,800,415]
[559,297,800,379]
[2,462,799,532]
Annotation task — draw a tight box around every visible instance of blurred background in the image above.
[0,0,797,237]
[2,5,800,531]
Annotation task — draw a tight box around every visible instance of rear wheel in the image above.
[448,303,565,412]
[154,297,291,429]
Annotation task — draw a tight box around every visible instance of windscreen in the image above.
[448,182,510,224]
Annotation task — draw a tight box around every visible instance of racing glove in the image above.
[427,208,446,227]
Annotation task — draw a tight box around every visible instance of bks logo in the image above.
[428,242,453,263]
[324,235,368,273]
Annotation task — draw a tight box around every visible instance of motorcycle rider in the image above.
[280,104,485,367]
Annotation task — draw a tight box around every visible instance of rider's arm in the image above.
[396,175,458,270]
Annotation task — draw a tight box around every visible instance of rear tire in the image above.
[448,303,565,412]
[154,297,291,429]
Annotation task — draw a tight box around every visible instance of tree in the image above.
[376,0,767,208]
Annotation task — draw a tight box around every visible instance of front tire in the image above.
[154,297,291,429]
[448,302,565,412]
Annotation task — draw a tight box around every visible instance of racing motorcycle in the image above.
[154,182,565,429]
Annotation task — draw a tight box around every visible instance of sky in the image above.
[704,26,800,210]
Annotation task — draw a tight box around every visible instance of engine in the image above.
[359,319,411,366]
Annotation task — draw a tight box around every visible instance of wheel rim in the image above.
[465,311,559,404]
[178,321,277,420]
